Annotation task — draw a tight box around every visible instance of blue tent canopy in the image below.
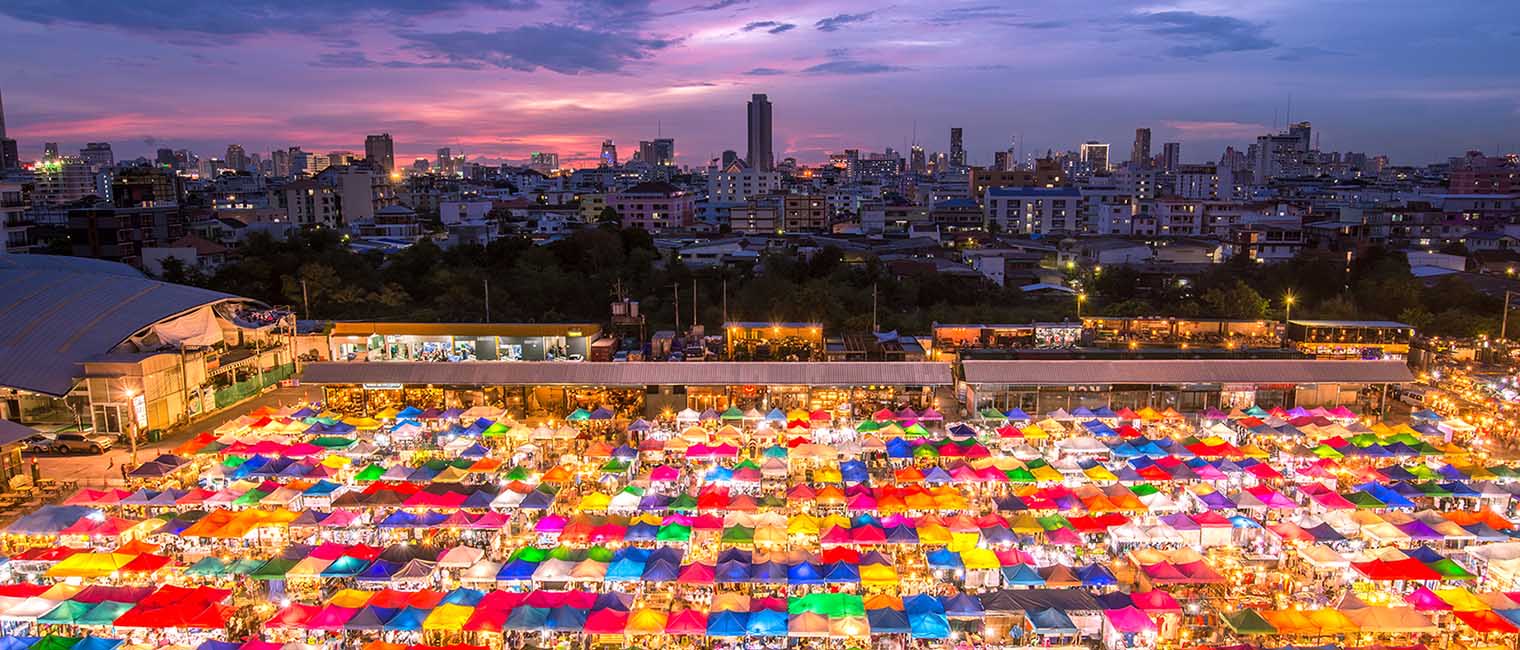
[383,606,431,631]
[746,609,789,636]
[707,611,749,637]
[1002,564,1045,586]
[788,561,824,585]
[942,593,985,618]
[926,548,964,572]
[1077,564,1116,586]
[5,505,99,534]
[867,607,911,633]
[342,604,395,628]
[824,561,860,583]
[443,588,485,606]
[547,606,588,630]
[1025,607,1078,634]
[505,606,550,631]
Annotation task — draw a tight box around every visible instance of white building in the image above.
[984,187,1081,235]
[439,200,494,226]
[707,160,779,203]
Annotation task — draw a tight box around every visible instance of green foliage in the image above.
[1201,280,1268,320]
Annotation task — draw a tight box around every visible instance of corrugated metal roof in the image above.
[0,255,243,396]
[0,419,37,447]
[1288,320,1413,329]
[300,361,954,387]
[962,359,1413,385]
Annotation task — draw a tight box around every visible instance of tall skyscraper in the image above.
[1079,141,1110,174]
[436,148,452,176]
[43,142,59,159]
[949,127,965,167]
[529,152,559,173]
[639,139,674,168]
[365,133,395,175]
[0,88,16,171]
[1131,128,1152,168]
[225,144,248,172]
[80,142,114,168]
[746,93,773,171]
[1161,142,1181,171]
[156,148,177,169]
[909,145,926,174]
[600,139,618,167]
[271,149,290,177]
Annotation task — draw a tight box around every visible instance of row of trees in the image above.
[162,229,1504,339]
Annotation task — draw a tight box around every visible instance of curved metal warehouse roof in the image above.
[0,255,244,396]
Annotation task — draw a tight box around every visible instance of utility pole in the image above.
[872,283,878,333]
[673,283,681,334]
[301,279,311,320]
[484,278,491,322]
[692,279,698,333]
[722,278,728,324]
[1503,290,1514,340]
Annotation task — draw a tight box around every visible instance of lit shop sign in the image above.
[363,383,403,390]
[132,394,148,429]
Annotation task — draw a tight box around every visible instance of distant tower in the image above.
[1131,128,1152,168]
[1161,142,1181,171]
[600,139,618,167]
[0,88,15,171]
[364,133,395,174]
[225,144,248,172]
[949,127,965,167]
[746,93,773,171]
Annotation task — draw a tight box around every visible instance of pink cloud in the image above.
[1161,120,1268,140]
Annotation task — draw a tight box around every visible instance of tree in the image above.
[597,206,622,228]
[1201,280,1268,319]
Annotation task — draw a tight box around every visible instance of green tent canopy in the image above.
[721,407,745,421]
[354,464,386,482]
[566,408,592,422]
[1222,609,1277,635]
[251,557,299,580]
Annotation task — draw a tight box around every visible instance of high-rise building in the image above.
[529,152,559,173]
[993,151,1011,173]
[156,148,177,169]
[1131,128,1152,168]
[225,144,248,172]
[0,88,15,171]
[720,150,738,169]
[271,149,290,177]
[949,127,965,167]
[364,133,395,175]
[746,93,773,171]
[436,148,452,176]
[1079,142,1110,174]
[600,139,618,167]
[1161,142,1181,171]
[287,147,310,176]
[80,142,114,168]
[43,142,60,159]
[909,145,926,174]
[639,139,674,168]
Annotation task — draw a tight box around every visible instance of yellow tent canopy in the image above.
[45,552,136,578]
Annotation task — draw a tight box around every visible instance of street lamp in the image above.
[1282,292,1296,349]
[1077,292,1087,319]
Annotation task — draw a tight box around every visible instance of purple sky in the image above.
[1,0,1517,168]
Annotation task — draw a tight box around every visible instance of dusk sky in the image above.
[1,0,1517,168]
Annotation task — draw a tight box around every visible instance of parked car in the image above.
[52,432,114,454]
[21,433,56,454]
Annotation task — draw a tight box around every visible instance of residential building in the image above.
[1161,142,1181,171]
[949,127,966,168]
[707,160,779,202]
[1131,128,1152,168]
[67,203,187,267]
[1,180,28,253]
[639,139,675,168]
[1079,142,1109,175]
[529,152,559,174]
[730,199,780,235]
[80,142,114,168]
[610,181,695,232]
[1230,225,1305,263]
[224,144,248,172]
[984,187,1081,234]
[782,194,827,232]
[364,133,395,175]
[746,93,773,171]
[113,167,182,207]
[1175,164,1220,200]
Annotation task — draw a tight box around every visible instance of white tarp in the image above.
[148,305,226,348]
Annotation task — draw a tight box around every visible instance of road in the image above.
[29,384,324,488]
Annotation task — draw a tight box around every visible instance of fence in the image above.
[212,363,295,409]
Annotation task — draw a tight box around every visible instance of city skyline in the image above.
[0,1,1517,167]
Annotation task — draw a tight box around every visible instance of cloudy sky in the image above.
[1,0,1516,168]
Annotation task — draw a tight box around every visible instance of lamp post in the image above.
[1076,292,1087,320]
[1282,292,1296,348]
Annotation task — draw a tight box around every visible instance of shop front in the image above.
[325,322,602,363]
[301,361,954,421]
